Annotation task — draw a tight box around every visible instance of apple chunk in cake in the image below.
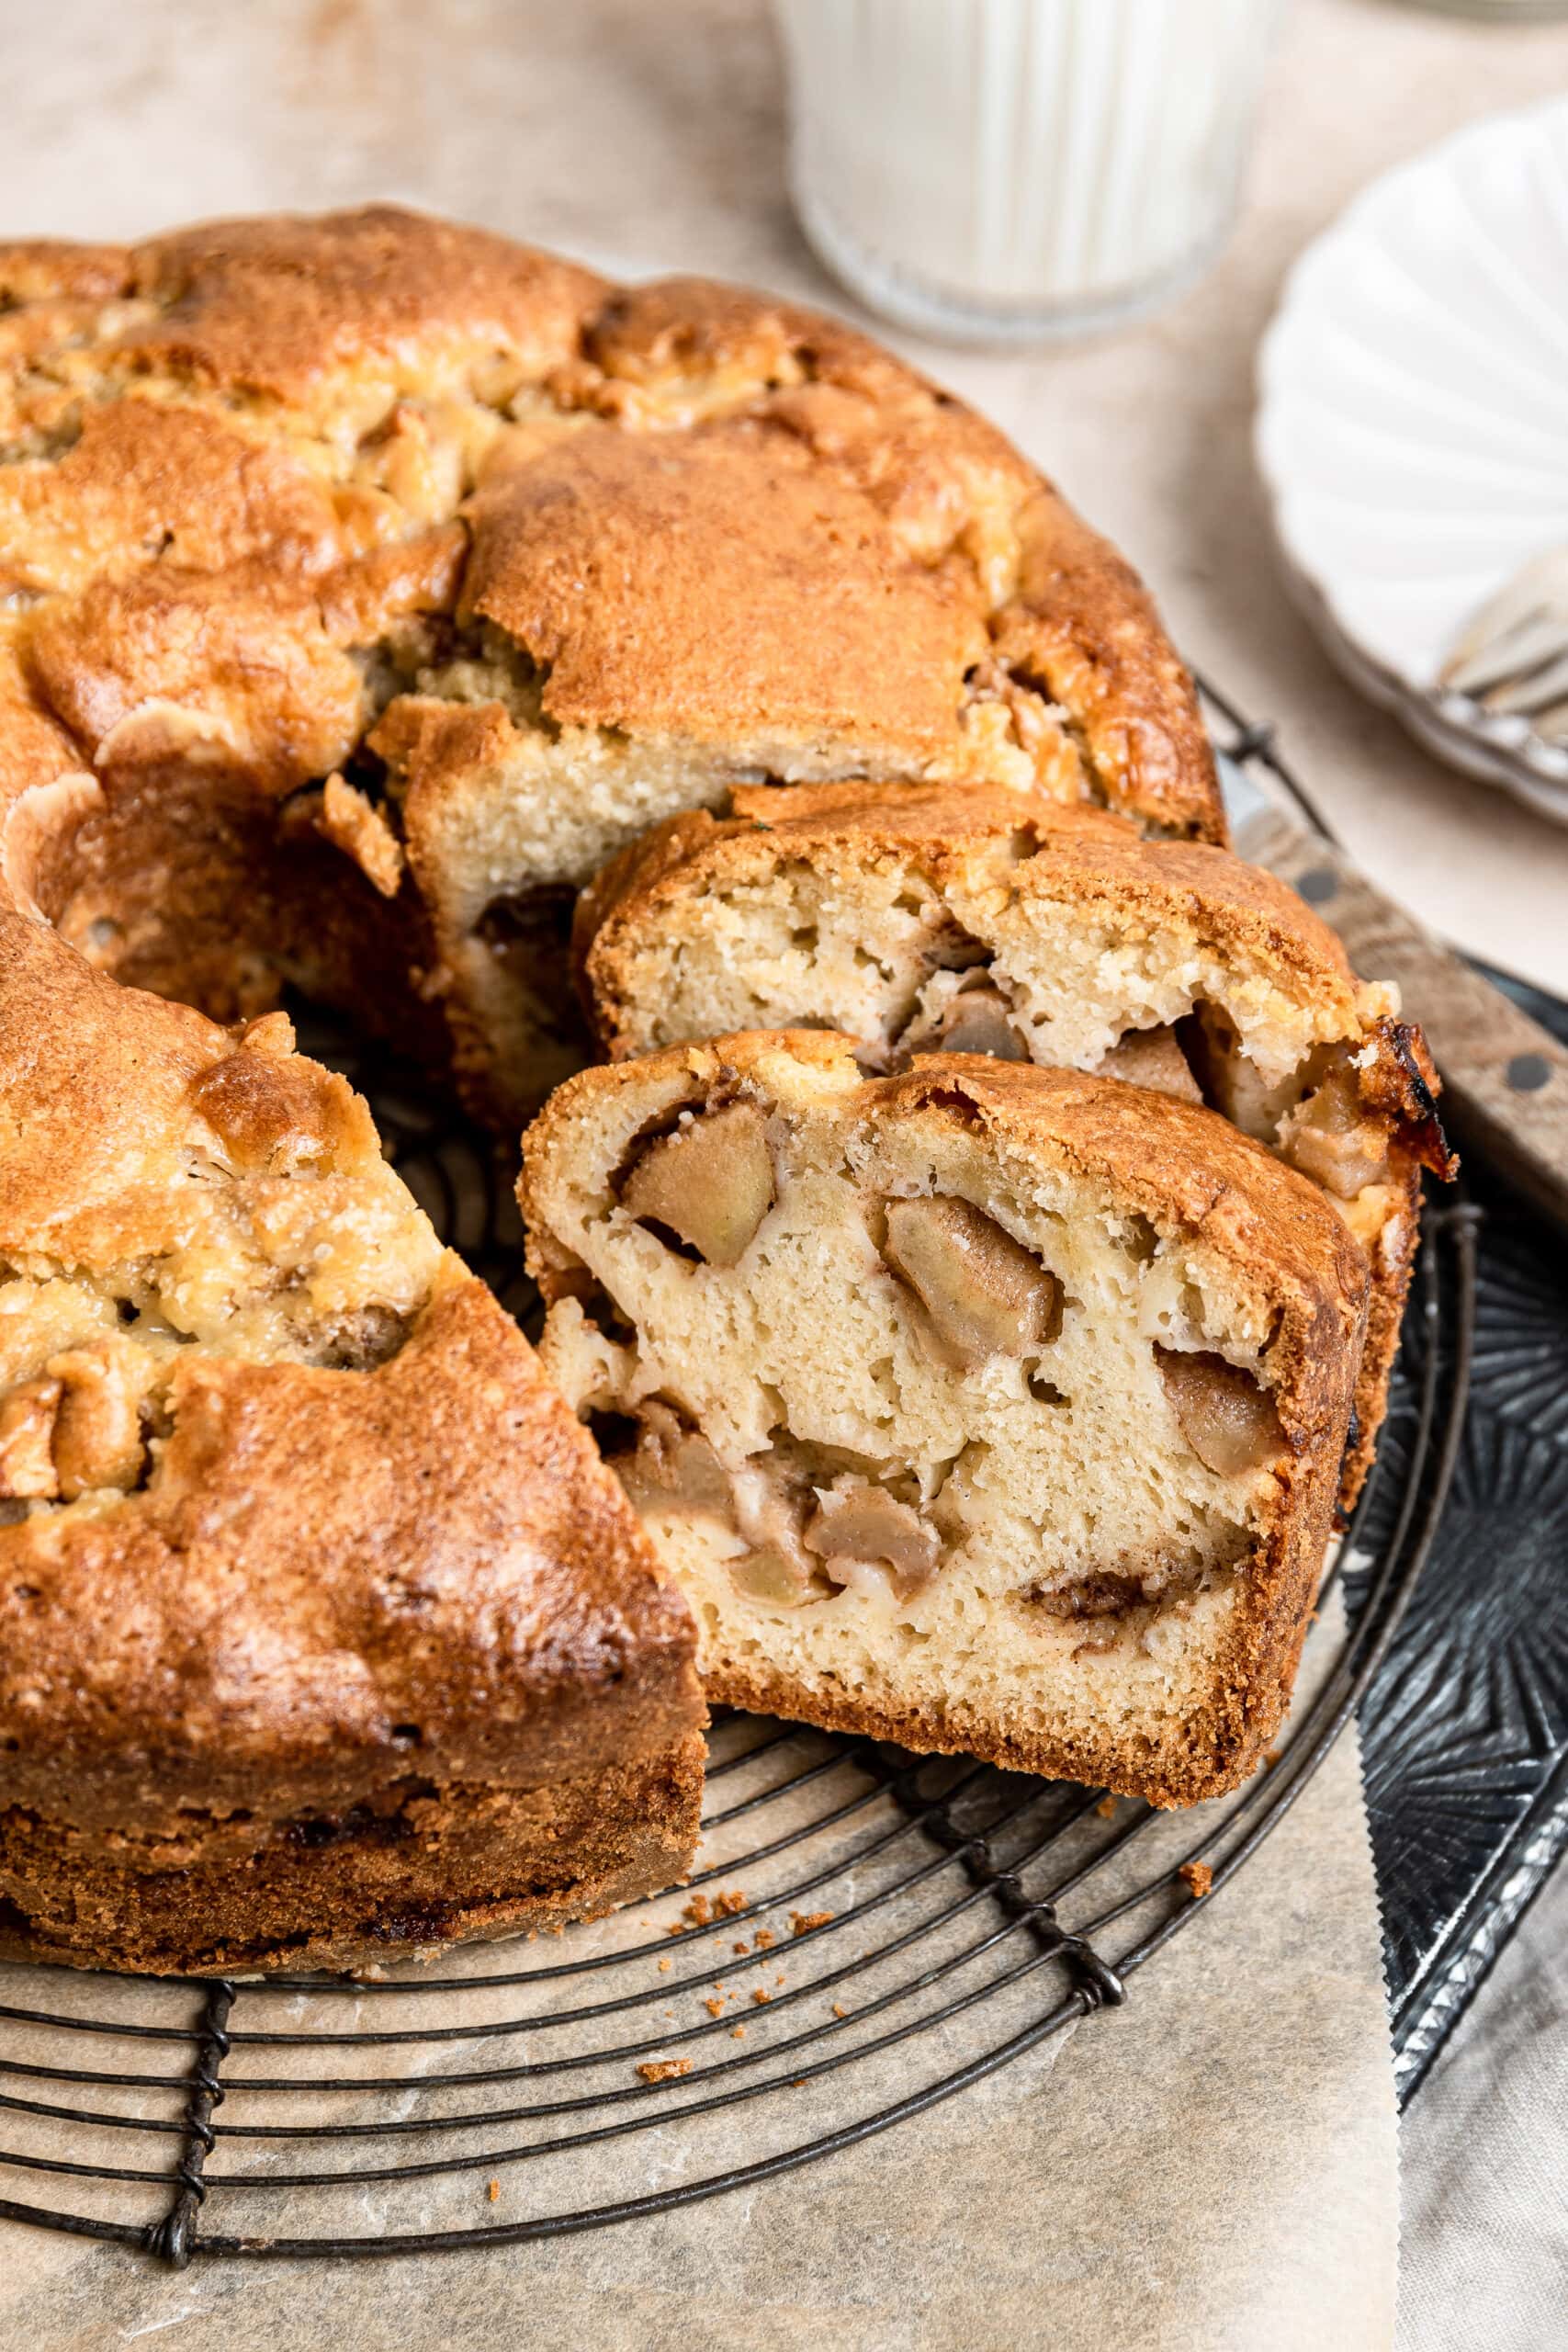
[523,1034,1370,1805]
[576,782,1453,1504]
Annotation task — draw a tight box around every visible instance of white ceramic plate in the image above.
[1257,94,1568,822]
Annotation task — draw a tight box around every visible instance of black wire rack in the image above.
[0,695,1481,2268]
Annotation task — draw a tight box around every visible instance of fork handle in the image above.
[1239,808,1568,1234]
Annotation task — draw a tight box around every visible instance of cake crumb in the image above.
[1179,1860,1213,1900]
[637,2058,693,2084]
[831,2003,848,2020]
[680,1894,714,1928]
[733,1940,750,1954]
[790,1909,834,1935]
[752,1986,772,2006]
[1264,1748,1281,1770]
[730,2025,746,2040]
[715,1889,748,1917]
[752,1927,775,1951]
[658,1956,672,1972]
[487,2178,500,2203]
[319,772,405,899]
[1095,1795,1118,1819]
[705,1996,725,2018]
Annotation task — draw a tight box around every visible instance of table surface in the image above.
[4,4,1566,2346]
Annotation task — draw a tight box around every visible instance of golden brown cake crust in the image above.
[0,206,607,415]
[996,489,1215,840]
[462,424,987,756]
[0,204,1217,841]
[0,202,1223,1151]
[561,273,1219,830]
[0,1280,701,1826]
[0,204,1222,1148]
[0,1005,709,1972]
[0,786,706,1960]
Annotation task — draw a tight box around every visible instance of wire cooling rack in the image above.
[0,697,1481,2267]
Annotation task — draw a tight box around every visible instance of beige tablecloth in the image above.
[1397,1866,1568,2352]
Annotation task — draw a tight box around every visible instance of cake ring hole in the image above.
[475,881,588,1048]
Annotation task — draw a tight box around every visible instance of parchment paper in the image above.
[1,1585,1398,2352]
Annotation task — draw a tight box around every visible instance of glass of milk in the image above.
[773,0,1288,343]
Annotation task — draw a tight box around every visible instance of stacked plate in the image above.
[1258,95,1568,827]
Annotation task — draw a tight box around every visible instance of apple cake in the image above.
[0,204,1375,1931]
[522,1034,1371,1805]
[576,780,1453,1502]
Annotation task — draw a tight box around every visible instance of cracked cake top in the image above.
[0,204,1219,834]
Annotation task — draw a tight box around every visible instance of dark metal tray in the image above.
[1359,965,1568,2101]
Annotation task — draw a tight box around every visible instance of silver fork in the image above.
[1439,545,1568,741]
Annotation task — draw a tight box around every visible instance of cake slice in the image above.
[522,1034,1370,1804]
[576,782,1454,1502]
